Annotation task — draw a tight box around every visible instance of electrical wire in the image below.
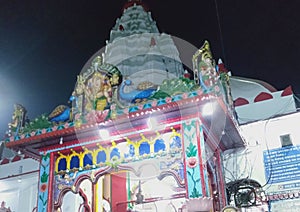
[214,0,227,66]
[260,119,272,189]
[226,96,297,191]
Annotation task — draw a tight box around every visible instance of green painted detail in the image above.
[42,153,50,162]
[38,152,50,211]
[105,156,121,171]
[190,186,201,198]
[40,171,48,183]
[183,121,203,199]
[21,114,52,134]
[39,193,48,206]
[151,78,199,99]
[186,142,197,157]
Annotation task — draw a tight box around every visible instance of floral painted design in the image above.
[85,109,109,124]
[187,168,201,198]
[187,157,197,168]
[186,142,197,157]
[186,141,198,168]
[40,170,49,183]
[40,183,47,192]
[105,155,121,170]
[39,192,48,210]
[186,141,201,198]
[38,153,50,212]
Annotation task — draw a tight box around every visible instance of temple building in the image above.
[1,1,299,212]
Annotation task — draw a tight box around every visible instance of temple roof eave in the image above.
[5,92,245,156]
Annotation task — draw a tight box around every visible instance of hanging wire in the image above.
[222,96,297,191]
[214,0,227,66]
[260,119,273,189]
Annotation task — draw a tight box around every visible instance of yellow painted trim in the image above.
[55,126,182,174]
[92,149,98,165]
[149,131,161,154]
[168,127,182,150]
[82,146,95,168]
[170,127,182,138]
[95,181,98,212]
[126,137,140,157]
[94,149,107,165]
[55,152,68,173]
[69,149,81,170]
[97,143,110,163]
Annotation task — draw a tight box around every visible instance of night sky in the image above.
[1,0,300,138]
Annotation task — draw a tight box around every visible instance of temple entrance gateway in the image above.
[4,1,245,211]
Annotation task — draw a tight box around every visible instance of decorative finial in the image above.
[92,55,102,71]
[217,58,230,75]
[200,40,213,63]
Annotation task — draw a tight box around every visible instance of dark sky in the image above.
[1,0,300,138]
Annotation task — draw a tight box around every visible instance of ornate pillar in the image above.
[93,182,98,212]
[37,152,55,212]
[182,119,213,211]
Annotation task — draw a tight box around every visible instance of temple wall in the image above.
[223,111,300,210]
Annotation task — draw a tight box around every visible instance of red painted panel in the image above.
[11,155,21,162]
[254,92,273,102]
[112,172,127,212]
[281,86,293,96]
[234,97,249,106]
[0,158,9,165]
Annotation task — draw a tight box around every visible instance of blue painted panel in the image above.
[170,136,181,148]
[83,153,93,166]
[70,156,80,169]
[110,148,120,159]
[263,145,300,184]
[154,139,165,152]
[125,145,135,158]
[97,151,106,163]
[58,158,67,172]
[139,142,150,155]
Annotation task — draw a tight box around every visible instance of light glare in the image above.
[99,129,109,139]
[202,102,214,116]
[147,117,158,129]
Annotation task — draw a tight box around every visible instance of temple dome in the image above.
[109,3,159,43]
[103,2,184,86]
